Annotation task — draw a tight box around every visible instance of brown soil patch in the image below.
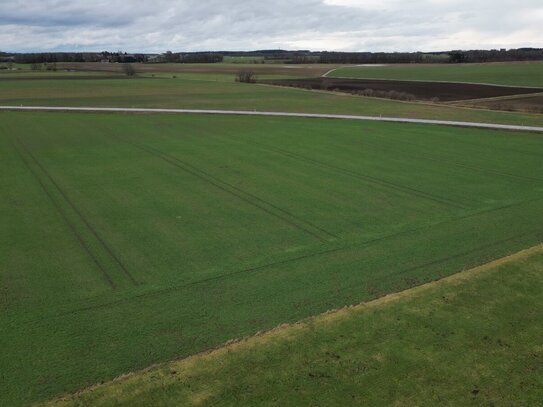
[261,77,543,102]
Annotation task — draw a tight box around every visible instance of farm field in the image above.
[42,245,543,407]
[261,77,543,101]
[328,61,543,87]
[1,75,543,127]
[2,111,543,406]
[56,62,336,79]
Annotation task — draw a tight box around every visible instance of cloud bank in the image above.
[1,0,541,52]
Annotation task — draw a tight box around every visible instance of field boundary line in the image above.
[10,138,117,289]
[44,242,543,403]
[1,106,543,133]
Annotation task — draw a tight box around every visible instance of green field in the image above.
[329,62,543,87]
[2,111,543,406]
[42,245,543,407]
[1,76,543,127]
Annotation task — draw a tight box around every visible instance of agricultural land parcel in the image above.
[1,111,543,405]
[328,61,543,87]
[1,71,543,127]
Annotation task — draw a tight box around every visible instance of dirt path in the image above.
[2,105,543,133]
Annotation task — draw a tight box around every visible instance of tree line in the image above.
[0,51,223,64]
[2,48,542,65]
[319,48,543,64]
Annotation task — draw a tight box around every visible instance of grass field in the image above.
[55,62,336,79]
[1,75,543,127]
[2,111,543,406]
[329,61,543,87]
[42,245,543,407]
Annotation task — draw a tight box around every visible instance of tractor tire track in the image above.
[59,246,345,317]
[130,141,335,241]
[336,229,543,297]
[234,230,543,311]
[27,197,543,321]
[11,139,117,289]
[249,140,468,209]
[17,140,139,287]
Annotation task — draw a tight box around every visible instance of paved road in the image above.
[1,105,542,133]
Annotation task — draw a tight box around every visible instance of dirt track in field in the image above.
[260,77,543,101]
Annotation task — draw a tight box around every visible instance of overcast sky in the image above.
[1,0,542,52]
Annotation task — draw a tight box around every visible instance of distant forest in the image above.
[1,48,542,64]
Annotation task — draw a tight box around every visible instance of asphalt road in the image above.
[1,105,542,133]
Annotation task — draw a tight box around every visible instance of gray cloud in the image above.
[0,0,541,52]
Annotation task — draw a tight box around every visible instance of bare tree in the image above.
[235,71,256,83]
[122,64,136,77]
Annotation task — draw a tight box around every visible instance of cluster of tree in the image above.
[220,49,310,57]
[319,52,428,64]
[319,48,543,64]
[100,52,147,63]
[448,48,543,63]
[152,51,223,63]
[235,71,257,83]
[6,52,147,64]
[3,51,222,64]
[223,48,543,64]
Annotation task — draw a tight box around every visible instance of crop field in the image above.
[1,110,543,406]
[261,77,543,101]
[42,245,543,407]
[2,75,543,128]
[329,61,543,87]
[55,62,337,79]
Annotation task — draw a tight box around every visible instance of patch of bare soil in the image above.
[260,77,543,102]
